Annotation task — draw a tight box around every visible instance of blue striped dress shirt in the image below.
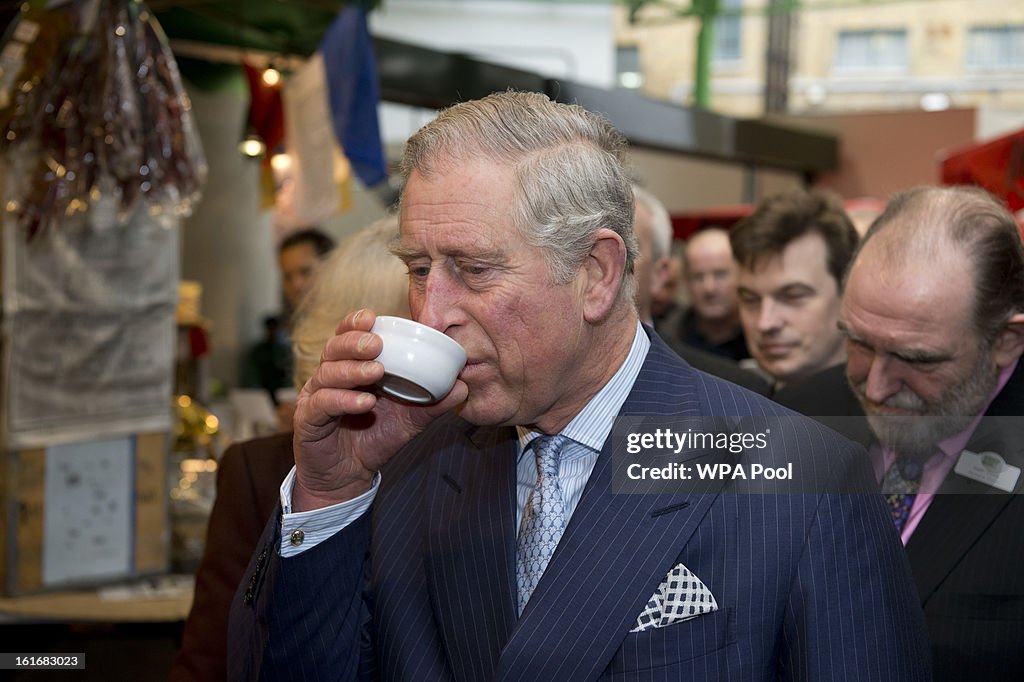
[514,322,649,530]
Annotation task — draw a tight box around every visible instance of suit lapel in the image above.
[906,404,1024,603]
[497,444,726,680]
[497,339,730,680]
[423,425,519,682]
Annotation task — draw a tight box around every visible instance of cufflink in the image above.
[290,529,305,546]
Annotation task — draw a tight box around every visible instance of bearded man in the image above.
[777,185,1024,682]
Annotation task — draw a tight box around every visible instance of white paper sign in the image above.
[43,437,134,586]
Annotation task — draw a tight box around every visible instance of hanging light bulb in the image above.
[238,133,266,158]
[270,152,291,172]
[262,67,282,87]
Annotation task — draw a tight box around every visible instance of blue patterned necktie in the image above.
[882,458,922,532]
[516,435,568,615]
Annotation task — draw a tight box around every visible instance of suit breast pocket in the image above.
[606,607,733,679]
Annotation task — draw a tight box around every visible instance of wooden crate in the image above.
[1,432,170,596]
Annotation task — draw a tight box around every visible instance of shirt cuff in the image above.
[278,466,380,557]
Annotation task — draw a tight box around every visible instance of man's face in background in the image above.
[841,244,999,458]
[280,242,323,309]
[684,231,739,323]
[736,232,845,384]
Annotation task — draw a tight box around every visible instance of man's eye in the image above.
[408,265,430,278]
[901,356,941,367]
[456,261,491,278]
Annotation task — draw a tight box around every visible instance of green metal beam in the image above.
[692,0,720,109]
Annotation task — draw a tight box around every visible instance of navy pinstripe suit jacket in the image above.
[228,332,931,681]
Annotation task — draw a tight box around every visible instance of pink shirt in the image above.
[872,359,1018,545]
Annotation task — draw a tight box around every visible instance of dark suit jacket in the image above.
[228,333,930,681]
[659,334,771,396]
[170,432,295,682]
[655,305,750,362]
[775,361,1024,682]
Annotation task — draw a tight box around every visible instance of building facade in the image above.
[618,0,1024,117]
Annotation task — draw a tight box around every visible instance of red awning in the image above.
[670,197,887,241]
[939,127,1024,212]
[670,204,753,240]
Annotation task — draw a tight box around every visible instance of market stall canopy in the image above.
[154,0,376,57]
[0,1,369,58]
[940,127,1024,212]
[0,0,838,176]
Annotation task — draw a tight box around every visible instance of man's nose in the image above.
[756,299,783,333]
[863,355,902,405]
[415,269,459,333]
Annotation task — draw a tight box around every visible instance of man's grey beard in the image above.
[853,347,998,460]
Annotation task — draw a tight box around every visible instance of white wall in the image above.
[371,0,615,88]
[976,106,1024,141]
[372,0,617,144]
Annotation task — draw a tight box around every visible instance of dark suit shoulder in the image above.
[986,360,1024,417]
[773,364,862,417]
[640,337,874,492]
[658,333,771,396]
[640,332,790,419]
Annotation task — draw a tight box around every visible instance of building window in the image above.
[967,26,1024,71]
[616,45,644,88]
[833,29,907,72]
[714,0,743,63]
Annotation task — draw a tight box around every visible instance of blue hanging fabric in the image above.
[321,5,388,189]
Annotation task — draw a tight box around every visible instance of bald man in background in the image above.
[657,228,748,362]
[634,187,769,394]
[631,186,675,326]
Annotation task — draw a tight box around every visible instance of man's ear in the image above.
[992,312,1024,369]
[650,256,673,297]
[580,228,627,323]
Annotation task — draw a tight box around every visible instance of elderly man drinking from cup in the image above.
[229,91,929,681]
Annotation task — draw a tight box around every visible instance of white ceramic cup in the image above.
[370,316,468,404]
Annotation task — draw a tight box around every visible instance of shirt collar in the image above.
[517,321,650,457]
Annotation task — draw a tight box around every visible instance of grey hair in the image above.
[400,90,638,303]
[632,185,673,260]
[291,216,409,390]
[857,185,1024,344]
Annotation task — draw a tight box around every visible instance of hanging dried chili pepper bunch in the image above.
[0,0,207,240]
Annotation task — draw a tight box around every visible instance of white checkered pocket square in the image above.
[630,563,718,632]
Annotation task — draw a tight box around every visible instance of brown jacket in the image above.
[170,432,294,682]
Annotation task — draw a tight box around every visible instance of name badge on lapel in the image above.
[954,449,1021,493]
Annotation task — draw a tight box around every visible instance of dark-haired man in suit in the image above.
[730,188,859,390]
[777,185,1024,681]
[229,91,929,681]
